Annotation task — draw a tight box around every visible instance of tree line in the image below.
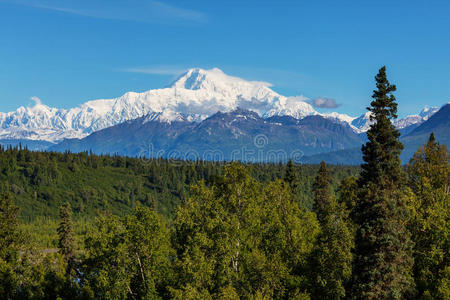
[0,67,448,299]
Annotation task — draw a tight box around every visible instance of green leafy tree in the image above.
[0,193,24,299]
[407,133,449,299]
[263,180,319,299]
[82,213,130,299]
[0,193,21,263]
[172,163,319,299]
[82,207,170,299]
[18,252,75,299]
[171,163,261,298]
[337,176,358,212]
[123,206,172,299]
[310,162,353,299]
[352,66,415,299]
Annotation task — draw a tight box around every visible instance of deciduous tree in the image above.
[407,133,449,299]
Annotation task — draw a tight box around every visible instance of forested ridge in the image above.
[0,147,357,220]
[0,67,449,299]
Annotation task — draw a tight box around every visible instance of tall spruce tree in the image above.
[57,202,75,277]
[352,66,415,299]
[311,161,353,299]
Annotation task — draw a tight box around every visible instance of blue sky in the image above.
[1,0,449,117]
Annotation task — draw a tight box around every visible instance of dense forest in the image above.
[0,146,357,249]
[0,67,449,299]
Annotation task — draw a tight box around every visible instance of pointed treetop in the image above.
[428,132,436,144]
[284,159,298,187]
[369,66,398,121]
[360,66,404,186]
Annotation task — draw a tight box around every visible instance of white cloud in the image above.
[121,66,188,76]
[3,0,208,25]
[218,66,310,90]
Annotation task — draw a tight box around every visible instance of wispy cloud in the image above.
[3,0,208,25]
[218,65,311,92]
[288,95,309,102]
[121,65,188,76]
[310,97,341,109]
[30,96,42,106]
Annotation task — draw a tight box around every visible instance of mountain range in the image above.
[303,103,450,164]
[51,108,364,162]
[0,68,448,164]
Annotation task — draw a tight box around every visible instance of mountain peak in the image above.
[169,67,272,92]
[170,67,226,90]
[419,105,439,119]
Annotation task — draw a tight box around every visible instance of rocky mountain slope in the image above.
[51,108,365,161]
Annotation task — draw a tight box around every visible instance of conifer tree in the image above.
[407,133,449,299]
[284,158,299,192]
[57,202,75,277]
[313,161,331,221]
[285,158,304,206]
[352,66,415,299]
[311,161,353,299]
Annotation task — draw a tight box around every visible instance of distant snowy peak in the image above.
[322,112,357,126]
[170,68,273,93]
[393,105,439,129]
[351,105,440,133]
[394,115,422,129]
[351,112,373,132]
[419,105,439,119]
[263,96,316,119]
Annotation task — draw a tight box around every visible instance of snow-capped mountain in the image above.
[393,105,439,129]
[351,112,373,132]
[0,68,321,142]
[350,106,440,133]
[0,67,442,143]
